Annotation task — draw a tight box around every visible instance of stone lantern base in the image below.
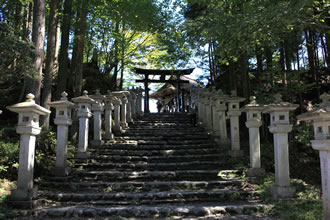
[75,151,91,159]
[51,166,72,177]
[271,185,296,200]
[90,140,105,147]
[10,187,39,208]
[246,167,265,177]
[229,149,244,157]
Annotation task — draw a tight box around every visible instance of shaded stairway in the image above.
[17,113,273,219]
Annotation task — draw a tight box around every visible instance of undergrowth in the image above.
[257,175,323,220]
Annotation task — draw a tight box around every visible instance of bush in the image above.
[0,126,19,179]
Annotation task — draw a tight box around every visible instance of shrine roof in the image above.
[135,68,194,76]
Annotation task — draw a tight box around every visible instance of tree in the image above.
[41,0,59,128]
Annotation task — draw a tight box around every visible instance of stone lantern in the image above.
[104,91,115,140]
[136,87,144,117]
[263,94,298,200]
[213,90,229,145]
[123,91,133,123]
[227,90,246,157]
[204,88,214,132]
[72,90,97,159]
[7,94,50,207]
[112,92,129,129]
[130,90,137,119]
[49,92,74,177]
[111,94,123,134]
[241,96,265,177]
[90,89,106,146]
[297,92,330,219]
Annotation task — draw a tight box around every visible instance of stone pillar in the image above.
[131,90,137,119]
[49,92,74,177]
[203,91,213,131]
[196,90,203,124]
[72,90,96,159]
[7,94,50,208]
[297,92,330,219]
[112,96,122,134]
[227,91,246,157]
[136,87,143,117]
[104,94,115,140]
[112,92,129,129]
[213,90,229,145]
[90,90,105,146]
[264,94,298,200]
[241,96,265,177]
[124,91,133,123]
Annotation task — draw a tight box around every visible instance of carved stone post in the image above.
[137,87,144,116]
[112,92,129,129]
[7,94,50,208]
[72,91,96,159]
[131,90,137,119]
[123,91,133,123]
[104,92,115,140]
[49,92,74,177]
[213,90,229,145]
[112,95,123,134]
[90,90,105,146]
[227,91,246,157]
[241,96,265,177]
[264,94,298,200]
[298,92,330,219]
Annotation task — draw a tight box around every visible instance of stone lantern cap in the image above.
[263,94,299,113]
[297,92,330,121]
[226,90,246,103]
[49,92,75,109]
[90,89,106,103]
[241,96,265,112]
[112,91,128,102]
[7,93,51,115]
[213,89,229,100]
[72,90,97,104]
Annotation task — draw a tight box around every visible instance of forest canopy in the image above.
[0,0,329,125]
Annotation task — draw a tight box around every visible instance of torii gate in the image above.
[135,68,194,113]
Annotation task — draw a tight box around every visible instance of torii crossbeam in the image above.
[135,68,194,113]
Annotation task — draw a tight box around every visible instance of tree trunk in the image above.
[110,22,120,91]
[72,4,88,97]
[325,32,330,67]
[256,44,263,81]
[26,0,45,104]
[41,0,58,128]
[22,2,33,41]
[265,45,274,86]
[305,29,320,100]
[239,49,249,98]
[56,0,73,99]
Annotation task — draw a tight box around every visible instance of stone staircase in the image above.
[16,113,274,219]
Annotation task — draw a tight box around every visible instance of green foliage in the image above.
[257,176,323,219]
[0,126,19,179]
[0,179,16,219]
[35,129,57,176]
[0,23,37,110]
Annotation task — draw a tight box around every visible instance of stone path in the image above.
[15,113,276,219]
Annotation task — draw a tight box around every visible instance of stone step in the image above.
[84,154,223,163]
[16,202,269,219]
[90,143,217,151]
[111,139,216,146]
[40,180,244,193]
[73,160,225,171]
[41,189,257,205]
[72,170,239,181]
[88,148,219,157]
